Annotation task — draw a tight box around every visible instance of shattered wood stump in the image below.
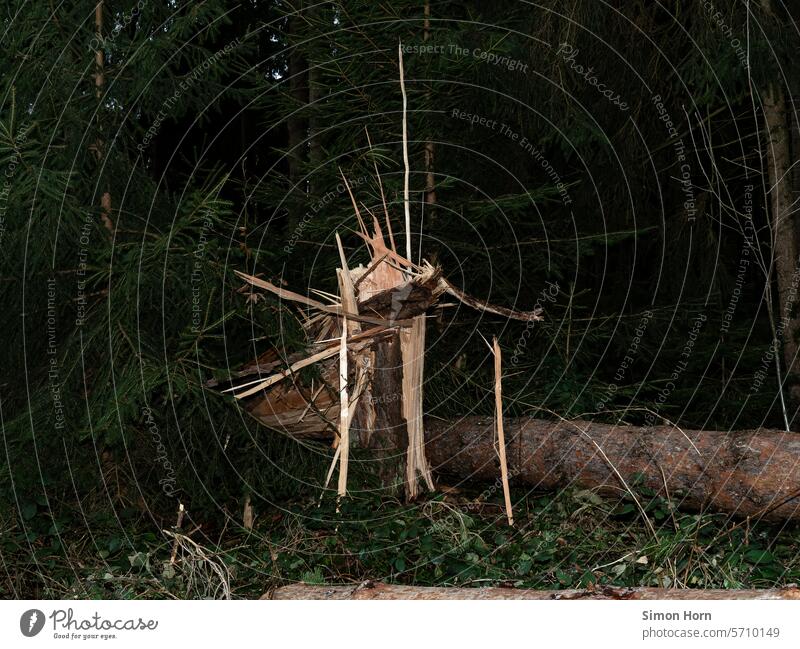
[212,44,543,501]
[216,220,541,500]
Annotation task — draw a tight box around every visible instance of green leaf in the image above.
[744,549,775,565]
[21,502,37,520]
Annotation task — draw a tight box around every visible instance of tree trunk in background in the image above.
[764,84,798,376]
[307,1,322,191]
[287,2,309,183]
[762,0,799,394]
[269,582,800,600]
[93,1,113,234]
[308,64,321,174]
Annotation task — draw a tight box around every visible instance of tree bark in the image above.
[287,2,309,182]
[93,1,113,234]
[243,409,800,521]
[764,83,798,378]
[761,0,799,386]
[425,417,800,522]
[267,581,800,600]
[353,331,407,491]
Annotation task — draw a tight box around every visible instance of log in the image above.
[267,581,800,600]
[425,417,800,522]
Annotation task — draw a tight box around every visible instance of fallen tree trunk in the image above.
[425,417,800,522]
[268,582,800,600]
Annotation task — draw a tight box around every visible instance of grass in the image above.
[3,483,799,599]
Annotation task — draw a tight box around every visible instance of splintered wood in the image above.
[493,337,514,527]
[215,47,547,501]
[402,315,434,499]
[228,210,440,498]
[225,203,545,501]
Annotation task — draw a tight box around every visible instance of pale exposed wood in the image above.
[335,234,361,336]
[399,41,412,264]
[339,169,367,236]
[364,127,397,253]
[337,316,349,497]
[353,254,387,290]
[243,494,254,531]
[354,220,405,301]
[441,277,544,322]
[225,345,342,398]
[402,315,433,499]
[169,502,185,565]
[299,382,326,423]
[268,582,800,601]
[235,271,413,328]
[493,337,513,527]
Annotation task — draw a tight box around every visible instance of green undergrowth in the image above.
[3,485,798,599]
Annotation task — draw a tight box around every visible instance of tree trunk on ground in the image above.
[267,582,800,600]
[425,417,800,522]
[265,414,800,521]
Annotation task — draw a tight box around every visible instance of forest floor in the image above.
[4,484,800,599]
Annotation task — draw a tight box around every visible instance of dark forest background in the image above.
[2,0,800,597]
